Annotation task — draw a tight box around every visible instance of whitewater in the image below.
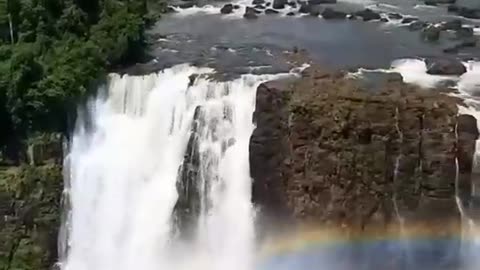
[58,64,287,270]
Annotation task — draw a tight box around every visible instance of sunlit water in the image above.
[58,64,288,270]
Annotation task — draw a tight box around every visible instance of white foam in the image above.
[458,61,480,95]
[173,5,221,16]
[390,58,459,88]
[351,58,480,95]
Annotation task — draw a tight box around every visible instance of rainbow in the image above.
[256,222,480,270]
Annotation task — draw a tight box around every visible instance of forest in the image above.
[0,0,166,157]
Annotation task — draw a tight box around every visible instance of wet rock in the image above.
[233,4,240,9]
[408,20,427,31]
[441,19,463,30]
[220,3,234,14]
[265,2,271,6]
[422,25,442,42]
[265,8,280,14]
[424,0,456,4]
[388,12,403,20]
[287,11,296,16]
[457,7,480,19]
[380,18,388,22]
[272,0,287,9]
[255,4,266,9]
[252,0,265,4]
[309,0,336,4]
[401,17,418,24]
[354,9,381,21]
[299,2,311,13]
[458,115,479,138]
[309,4,322,16]
[425,57,467,75]
[244,7,259,18]
[287,1,297,7]
[321,8,347,19]
[455,27,474,39]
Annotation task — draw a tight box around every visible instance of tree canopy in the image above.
[0,0,165,152]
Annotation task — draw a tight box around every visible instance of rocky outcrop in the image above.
[220,4,234,14]
[250,65,478,233]
[354,9,381,21]
[426,58,467,75]
[321,8,347,19]
[244,7,259,19]
[0,136,63,270]
[272,0,287,9]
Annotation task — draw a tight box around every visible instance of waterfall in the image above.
[58,64,285,270]
[456,104,480,270]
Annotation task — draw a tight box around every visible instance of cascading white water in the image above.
[58,64,286,270]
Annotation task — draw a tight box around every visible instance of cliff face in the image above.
[0,136,63,270]
[250,67,479,231]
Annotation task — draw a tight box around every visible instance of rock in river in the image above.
[425,58,467,75]
[272,0,287,9]
[265,8,280,14]
[321,8,347,19]
[354,9,381,21]
[220,4,234,14]
[244,7,259,19]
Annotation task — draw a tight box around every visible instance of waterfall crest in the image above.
[59,64,283,270]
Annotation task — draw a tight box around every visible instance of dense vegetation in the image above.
[0,0,165,158]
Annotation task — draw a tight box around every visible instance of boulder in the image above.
[380,18,388,22]
[233,4,241,9]
[408,20,427,31]
[309,0,336,4]
[321,8,347,19]
[252,0,265,4]
[422,25,442,42]
[401,17,418,24]
[441,19,463,30]
[457,7,480,19]
[287,11,295,16]
[287,1,297,7]
[354,9,381,21]
[220,3,234,14]
[244,7,259,19]
[255,4,266,9]
[265,2,271,6]
[425,58,467,75]
[272,0,287,9]
[388,13,403,20]
[265,8,280,14]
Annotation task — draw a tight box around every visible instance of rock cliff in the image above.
[250,66,479,232]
